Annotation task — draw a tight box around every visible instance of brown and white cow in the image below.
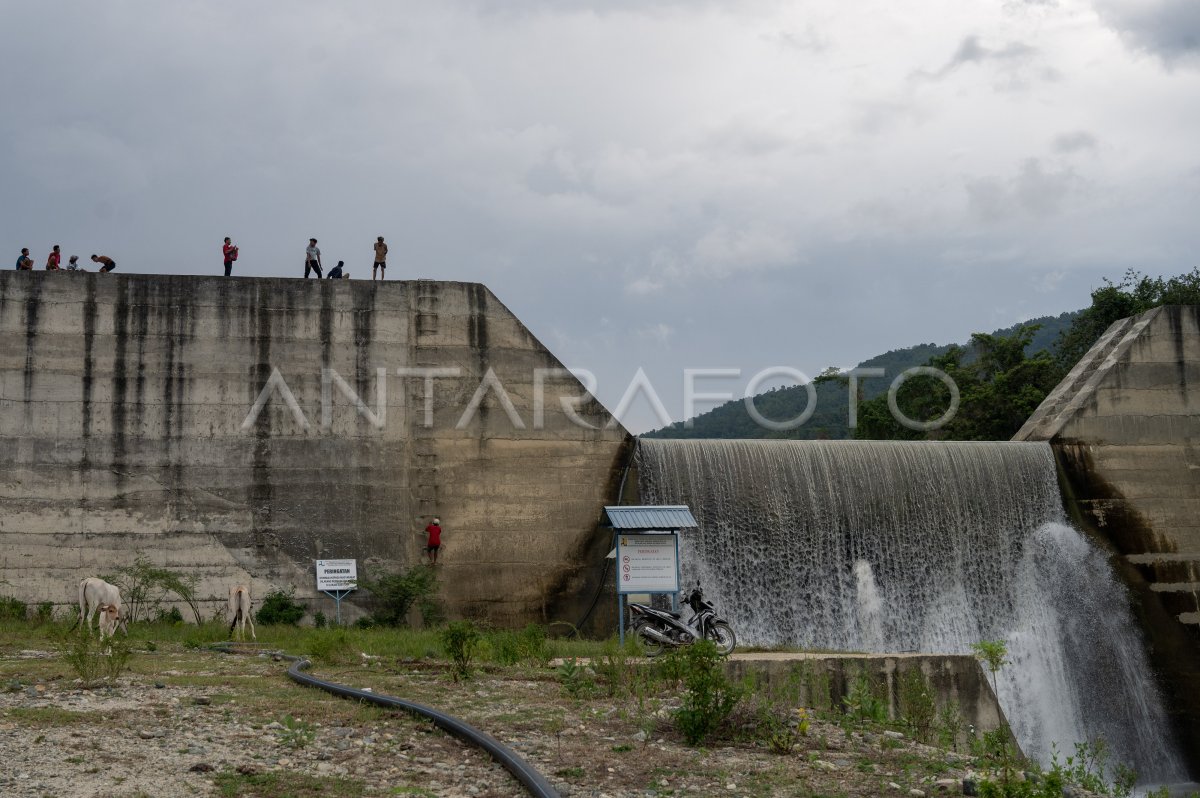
[78,577,127,638]
[228,585,256,641]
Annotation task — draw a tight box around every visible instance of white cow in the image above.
[228,585,256,641]
[78,577,127,638]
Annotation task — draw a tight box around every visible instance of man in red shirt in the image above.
[425,518,442,565]
[222,237,239,276]
[46,245,62,270]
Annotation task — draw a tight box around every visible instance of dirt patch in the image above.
[0,646,988,797]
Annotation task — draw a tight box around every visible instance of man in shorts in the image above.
[46,245,62,270]
[425,517,442,565]
[15,248,34,270]
[373,236,388,281]
[91,254,117,273]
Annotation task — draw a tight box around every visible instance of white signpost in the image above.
[616,534,679,594]
[315,559,357,623]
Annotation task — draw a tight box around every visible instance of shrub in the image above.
[490,624,551,667]
[0,596,27,621]
[105,557,203,624]
[313,611,327,629]
[54,630,132,686]
[898,667,936,743]
[32,602,55,625]
[672,640,742,745]
[307,630,352,664]
[842,669,888,725]
[255,588,306,626]
[441,620,481,681]
[361,566,440,627]
[557,657,598,698]
[154,606,184,625]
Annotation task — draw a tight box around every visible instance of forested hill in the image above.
[643,311,1077,441]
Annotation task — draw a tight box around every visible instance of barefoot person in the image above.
[91,254,117,273]
[45,245,62,270]
[373,236,387,281]
[15,248,34,270]
[425,517,442,565]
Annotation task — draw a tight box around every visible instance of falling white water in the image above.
[636,438,1187,783]
[854,560,885,651]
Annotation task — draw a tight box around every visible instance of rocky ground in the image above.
[0,642,1006,798]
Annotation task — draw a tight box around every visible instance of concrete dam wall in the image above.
[0,271,629,622]
[1016,305,1200,770]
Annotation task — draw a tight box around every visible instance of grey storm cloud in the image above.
[1052,131,1098,154]
[925,35,1038,79]
[965,159,1080,222]
[1094,0,1200,67]
[2,0,1199,433]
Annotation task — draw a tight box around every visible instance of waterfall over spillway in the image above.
[636,438,1185,782]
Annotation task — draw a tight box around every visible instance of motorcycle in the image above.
[628,582,737,657]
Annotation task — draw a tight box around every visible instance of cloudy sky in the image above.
[4,1,1198,432]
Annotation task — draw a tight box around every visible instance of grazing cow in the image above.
[228,585,256,641]
[78,577,127,637]
[96,603,122,640]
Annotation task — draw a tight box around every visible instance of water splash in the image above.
[637,438,1186,782]
[853,560,885,650]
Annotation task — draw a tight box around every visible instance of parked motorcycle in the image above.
[628,582,737,656]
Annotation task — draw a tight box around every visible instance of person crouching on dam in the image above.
[91,254,117,273]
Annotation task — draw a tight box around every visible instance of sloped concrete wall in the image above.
[1015,304,1200,769]
[0,272,629,623]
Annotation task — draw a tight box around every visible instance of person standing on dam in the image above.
[373,236,387,280]
[425,518,442,565]
[222,237,239,276]
[304,238,323,278]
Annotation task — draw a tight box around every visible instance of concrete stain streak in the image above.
[22,277,42,416]
[111,277,130,506]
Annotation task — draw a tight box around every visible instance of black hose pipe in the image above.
[209,643,560,798]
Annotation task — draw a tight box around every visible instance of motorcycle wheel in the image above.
[707,621,737,655]
[632,619,666,658]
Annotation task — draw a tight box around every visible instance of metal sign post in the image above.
[315,559,358,625]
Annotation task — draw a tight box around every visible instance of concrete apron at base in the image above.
[723,652,1012,751]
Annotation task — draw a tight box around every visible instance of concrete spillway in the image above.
[635,438,1187,781]
[0,271,629,622]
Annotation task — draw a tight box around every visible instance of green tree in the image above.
[361,565,440,627]
[854,325,1058,441]
[1055,267,1200,372]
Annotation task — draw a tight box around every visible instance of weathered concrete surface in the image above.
[0,271,629,623]
[723,652,1009,745]
[1015,304,1200,767]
